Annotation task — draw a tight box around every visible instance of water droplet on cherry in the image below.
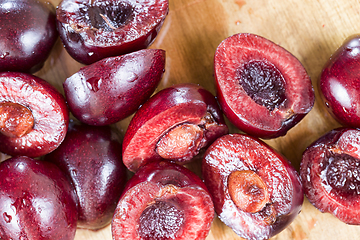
[86,77,102,92]
[3,212,12,223]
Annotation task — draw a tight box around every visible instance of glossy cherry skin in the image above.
[300,127,360,225]
[202,133,304,240]
[0,156,78,240]
[214,33,315,138]
[44,120,127,230]
[0,0,58,73]
[56,0,169,64]
[111,160,214,240]
[63,49,165,126]
[319,35,360,128]
[122,83,228,172]
[0,72,69,157]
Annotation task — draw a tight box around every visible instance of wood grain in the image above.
[12,0,360,239]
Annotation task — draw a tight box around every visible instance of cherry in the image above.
[122,83,228,172]
[319,35,360,128]
[111,160,214,240]
[0,72,69,157]
[214,33,315,138]
[300,127,360,225]
[56,0,169,64]
[0,0,58,73]
[202,133,304,240]
[44,120,127,230]
[63,49,165,126]
[0,156,78,240]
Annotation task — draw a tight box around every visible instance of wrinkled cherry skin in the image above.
[319,35,360,128]
[0,0,58,73]
[202,134,303,240]
[214,33,315,139]
[64,49,165,126]
[111,160,214,240]
[300,127,360,225]
[122,83,228,172]
[0,156,78,240]
[0,72,69,157]
[56,0,169,64]
[44,120,127,230]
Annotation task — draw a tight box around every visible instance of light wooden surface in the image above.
[23,0,360,239]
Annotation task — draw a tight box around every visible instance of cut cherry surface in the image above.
[64,49,165,126]
[214,33,315,138]
[56,0,169,64]
[319,35,360,128]
[202,133,303,240]
[44,120,127,230]
[0,156,78,240]
[111,160,214,240]
[0,0,58,73]
[300,127,360,225]
[0,72,69,157]
[122,83,228,172]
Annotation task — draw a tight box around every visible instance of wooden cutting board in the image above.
[22,0,360,239]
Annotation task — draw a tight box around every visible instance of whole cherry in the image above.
[319,35,360,128]
[0,0,58,73]
[0,156,78,240]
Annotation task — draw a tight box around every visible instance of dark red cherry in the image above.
[44,120,127,230]
[319,35,360,128]
[0,156,78,240]
[122,83,228,172]
[0,0,58,73]
[300,127,360,225]
[214,33,315,138]
[63,49,165,126]
[202,133,304,240]
[0,72,69,157]
[111,160,214,240]
[56,0,169,64]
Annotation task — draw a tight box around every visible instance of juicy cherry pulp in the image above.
[324,153,360,198]
[0,72,69,157]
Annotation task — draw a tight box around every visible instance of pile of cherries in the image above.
[0,0,359,239]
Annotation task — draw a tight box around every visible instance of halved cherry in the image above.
[214,33,315,138]
[0,72,69,157]
[56,0,169,64]
[300,127,360,225]
[202,133,303,240]
[122,83,228,172]
[111,160,214,240]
